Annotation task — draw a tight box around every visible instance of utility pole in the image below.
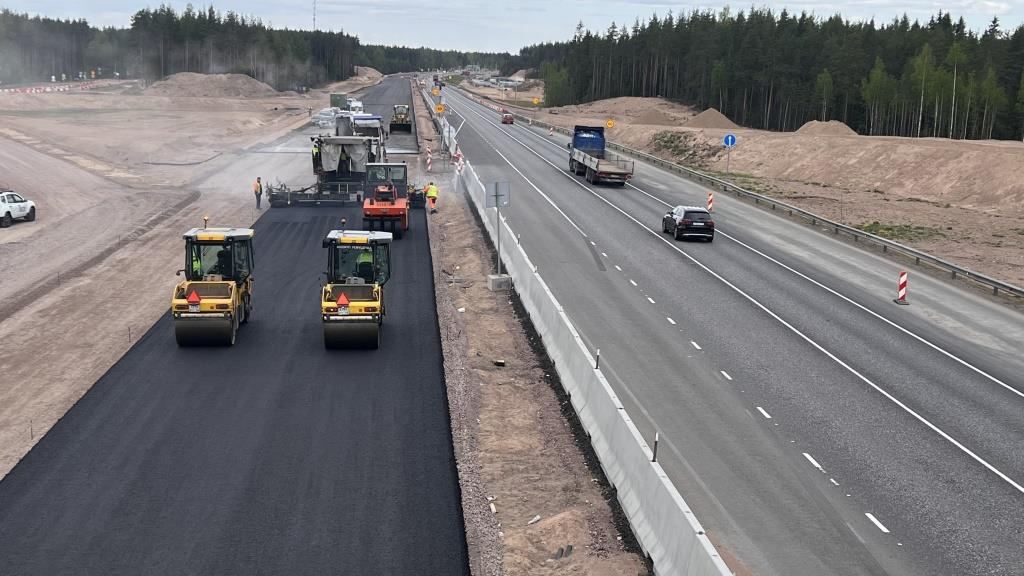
[313,0,317,30]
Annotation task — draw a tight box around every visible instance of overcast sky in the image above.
[3,0,1022,53]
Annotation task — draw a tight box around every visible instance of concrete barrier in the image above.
[454,151,732,575]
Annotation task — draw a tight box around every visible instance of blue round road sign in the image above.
[724,133,737,148]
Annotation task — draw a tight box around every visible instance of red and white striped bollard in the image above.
[894,271,909,305]
[707,191,714,212]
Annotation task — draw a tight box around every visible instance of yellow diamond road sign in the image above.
[532,97,540,105]
[605,118,616,129]
[436,104,446,114]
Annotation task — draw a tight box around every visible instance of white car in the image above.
[0,190,36,227]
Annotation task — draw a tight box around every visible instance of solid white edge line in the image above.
[721,370,733,381]
[756,406,772,419]
[865,513,891,534]
[452,93,1024,496]
[803,452,824,471]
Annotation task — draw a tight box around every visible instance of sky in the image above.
[3,0,1022,53]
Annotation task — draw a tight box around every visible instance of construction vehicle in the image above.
[321,229,392,349]
[292,134,384,205]
[171,224,255,346]
[389,104,412,133]
[567,125,634,186]
[330,92,349,109]
[362,162,410,238]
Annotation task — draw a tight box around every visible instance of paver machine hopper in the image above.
[389,104,412,133]
[321,229,392,349]
[171,224,255,346]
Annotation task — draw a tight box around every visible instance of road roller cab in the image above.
[172,227,255,346]
[322,229,392,349]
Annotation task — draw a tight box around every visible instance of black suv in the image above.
[662,205,714,242]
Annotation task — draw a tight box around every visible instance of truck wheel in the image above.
[241,295,251,324]
[569,159,576,172]
[26,207,36,221]
[1,212,11,228]
[586,168,595,183]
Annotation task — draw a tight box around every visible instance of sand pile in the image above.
[796,120,858,136]
[684,108,738,129]
[147,73,276,98]
[634,109,679,126]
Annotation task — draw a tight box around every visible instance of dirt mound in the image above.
[684,108,738,129]
[797,120,857,136]
[634,108,680,126]
[147,73,276,98]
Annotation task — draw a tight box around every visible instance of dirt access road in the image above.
[0,70,382,478]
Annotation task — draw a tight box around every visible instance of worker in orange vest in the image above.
[253,177,263,209]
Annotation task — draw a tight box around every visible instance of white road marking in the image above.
[647,297,656,304]
[865,513,891,534]
[601,252,608,258]
[691,341,702,350]
[830,478,840,486]
[614,265,622,272]
[623,181,1022,401]
[720,370,733,381]
[756,406,772,419]
[590,241,596,246]
[629,279,638,287]
[454,94,1024,495]
[803,452,824,472]
[667,317,676,325]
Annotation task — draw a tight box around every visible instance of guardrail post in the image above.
[652,432,659,463]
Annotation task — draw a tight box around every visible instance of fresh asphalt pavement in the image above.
[363,75,418,155]
[0,81,468,576]
[440,86,1024,576]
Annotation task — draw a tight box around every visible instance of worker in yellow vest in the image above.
[425,182,439,213]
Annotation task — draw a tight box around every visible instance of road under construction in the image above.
[0,77,470,575]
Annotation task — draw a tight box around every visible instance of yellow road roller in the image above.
[321,229,392,349]
[171,226,255,346]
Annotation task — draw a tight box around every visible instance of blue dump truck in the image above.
[567,125,634,185]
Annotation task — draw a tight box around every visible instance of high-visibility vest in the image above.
[312,146,320,155]
[191,253,203,276]
[357,251,373,264]
[425,185,439,198]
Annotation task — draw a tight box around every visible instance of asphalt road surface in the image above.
[0,100,468,575]
[363,75,418,155]
[439,86,1024,576]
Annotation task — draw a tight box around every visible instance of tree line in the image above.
[0,6,509,90]
[507,10,1024,140]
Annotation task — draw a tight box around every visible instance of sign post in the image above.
[723,133,737,178]
[487,182,511,275]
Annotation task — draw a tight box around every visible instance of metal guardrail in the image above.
[454,89,1024,300]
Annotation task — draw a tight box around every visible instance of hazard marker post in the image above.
[707,191,714,212]
[893,271,909,305]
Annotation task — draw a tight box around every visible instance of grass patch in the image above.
[856,221,946,241]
